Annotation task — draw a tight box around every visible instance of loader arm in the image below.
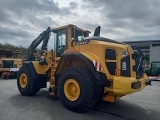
[27,27,52,61]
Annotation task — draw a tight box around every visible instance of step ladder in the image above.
[48,50,57,95]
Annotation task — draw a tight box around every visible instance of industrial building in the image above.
[124,40,160,63]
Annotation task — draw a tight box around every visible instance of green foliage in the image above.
[0,43,28,59]
[143,67,150,75]
[0,43,19,49]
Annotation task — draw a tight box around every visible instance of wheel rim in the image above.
[19,73,28,88]
[64,79,80,101]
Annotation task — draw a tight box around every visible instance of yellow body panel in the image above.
[105,74,148,95]
[0,58,22,72]
[72,39,148,101]
[74,40,136,79]
[0,58,22,68]
[32,51,58,75]
[32,62,46,74]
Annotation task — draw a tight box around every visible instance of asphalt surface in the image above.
[0,79,160,120]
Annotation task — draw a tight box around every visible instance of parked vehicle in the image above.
[0,49,22,79]
[144,61,160,76]
[17,24,150,113]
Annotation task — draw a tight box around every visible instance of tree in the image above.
[0,43,28,59]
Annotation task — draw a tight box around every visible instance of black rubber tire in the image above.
[57,66,97,113]
[17,65,40,96]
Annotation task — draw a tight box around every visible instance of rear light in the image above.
[115,69,121,76]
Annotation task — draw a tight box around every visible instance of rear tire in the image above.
[57,66,97,113]
[17,65,40,96]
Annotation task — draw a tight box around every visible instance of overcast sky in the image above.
[0,0,160,48]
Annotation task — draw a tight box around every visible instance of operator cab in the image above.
[52,24,90,57]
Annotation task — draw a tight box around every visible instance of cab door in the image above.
[56,29,67,57]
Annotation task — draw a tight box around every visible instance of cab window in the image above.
[72,28,87,41]
[56,29,66,57]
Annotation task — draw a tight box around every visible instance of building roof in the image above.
[124,40,160,48]
[123,40,160,56]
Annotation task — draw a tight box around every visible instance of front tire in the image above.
[17,65,40,96]
[57,66,97,113]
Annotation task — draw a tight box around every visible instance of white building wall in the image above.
[150,46,160,63]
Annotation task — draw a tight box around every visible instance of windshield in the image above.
[152,62,160,68]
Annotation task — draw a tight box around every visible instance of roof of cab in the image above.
[52,24,91,33]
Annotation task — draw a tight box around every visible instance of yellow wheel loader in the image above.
[0,49,22,79]
[17,24,150,113]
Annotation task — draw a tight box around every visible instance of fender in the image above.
[55,52,110,86]
[22,61,47,88]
